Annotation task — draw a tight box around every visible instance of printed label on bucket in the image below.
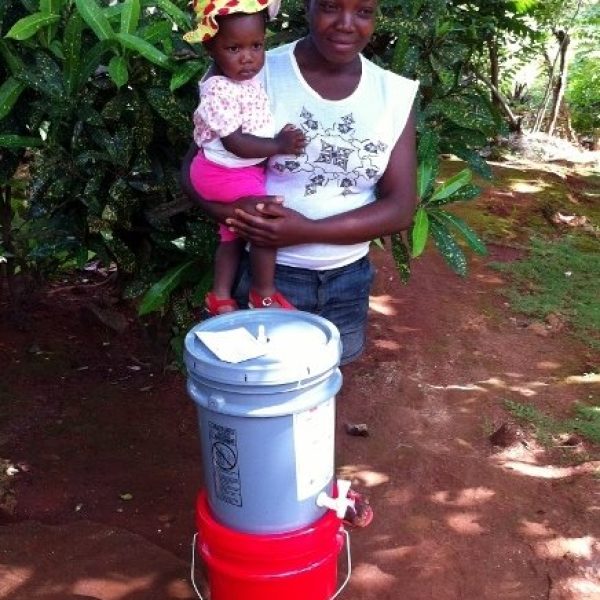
[208,421,242,506]
[293,398,335,501]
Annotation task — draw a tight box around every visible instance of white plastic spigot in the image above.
[256,324,268,344]
[316,479,354,518]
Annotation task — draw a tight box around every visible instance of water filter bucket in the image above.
[193,491,349,600]
[184,309,343,534]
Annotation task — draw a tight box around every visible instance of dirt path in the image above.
[1,185,599,598]
[342,249,599,600]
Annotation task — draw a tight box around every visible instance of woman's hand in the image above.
[230,195,282,218]
[226,201,313,247]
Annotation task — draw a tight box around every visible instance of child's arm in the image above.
[222,124,306,159]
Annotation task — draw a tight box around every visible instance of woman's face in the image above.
[305,0,377,65]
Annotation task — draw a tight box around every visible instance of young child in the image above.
[184,0,305,316]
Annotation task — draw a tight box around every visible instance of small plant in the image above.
[391,130,488,281]
[504,399,556,446]
[504,398,600,447]
[565,402,600,445]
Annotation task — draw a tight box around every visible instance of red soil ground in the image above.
[1,237,599,599]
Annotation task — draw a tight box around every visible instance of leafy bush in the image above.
[1,0,216,331]
[567,53,600,137]
[1,0,507,339]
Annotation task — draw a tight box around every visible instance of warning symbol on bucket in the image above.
[209,422,242,507]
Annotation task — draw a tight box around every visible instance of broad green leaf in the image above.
[102,232,136,273]
[145,87,189,133]
[48,39,64,59]
[429,168,472,203]
[417,160,434,200]
[139,20,172,44]
[0,40,25,75]
[430,183,481,206]
[0,78,26,121]
[75,0,114,40]
[417,128,439,163]
[5,13,60,40]
[121,0,141,34]
[63,12,83,95]
[142,0,191,30]
[391,36,409,74]
[40,0,64,14]
[138,259,198,315]
[441,126,487,149]
[40,0,54,12]
[428,95,497,137]
[115,33,170,68]
[170,61,203,91]
[14,52,64,99]
[0,134,43,148]
[429,217,467,276]
[104,4,124,19]
[429,210,487,256]
[410,207,429,257]
[40,0,63,45]
[446,143,493,180]
[78,40,112,88]
[93,128,127,164]
[391,232,410,283]
[108,55,129,88]
[132,104,154,148]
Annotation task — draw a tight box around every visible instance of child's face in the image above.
[206,13,266,81]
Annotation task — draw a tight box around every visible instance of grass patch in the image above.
[491,235,600,349]
[505,398,600,446]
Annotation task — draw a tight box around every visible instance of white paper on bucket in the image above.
[196,328,268,363]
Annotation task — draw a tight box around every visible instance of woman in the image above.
[181,0,418,366]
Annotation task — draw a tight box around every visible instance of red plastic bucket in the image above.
[195,491,346,600]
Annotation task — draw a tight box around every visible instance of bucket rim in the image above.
[184,310,342,385]
[195,491,342,559]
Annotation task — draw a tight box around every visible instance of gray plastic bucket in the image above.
[184,309,343,534]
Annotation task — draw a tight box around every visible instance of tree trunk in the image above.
[533,47,559,133]
[487,37,501,111]
[562,103,578,144]
[473,70,522,133]
[547,29,570,136]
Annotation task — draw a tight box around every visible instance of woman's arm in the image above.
[226,108,418,247]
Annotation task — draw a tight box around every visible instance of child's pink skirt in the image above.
[190,151,266,242]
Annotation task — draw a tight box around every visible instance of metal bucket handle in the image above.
[190,529,352,600]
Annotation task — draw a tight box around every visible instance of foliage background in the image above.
[2,0,597,350]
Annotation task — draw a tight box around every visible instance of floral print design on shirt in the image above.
[272,108,388,196]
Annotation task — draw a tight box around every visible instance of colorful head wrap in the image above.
[184,0,281,43]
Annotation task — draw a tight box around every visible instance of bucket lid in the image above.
[184,309,341,385]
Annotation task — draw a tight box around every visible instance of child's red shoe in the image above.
[205,292,238,316]
[248,289,295,309]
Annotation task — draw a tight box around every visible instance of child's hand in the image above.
[275,124,306,156]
